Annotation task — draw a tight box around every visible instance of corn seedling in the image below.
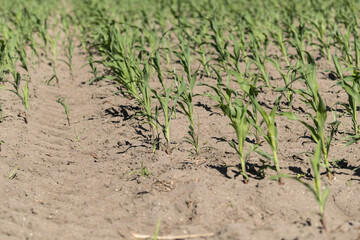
[202,79,256,183]
[196,45,211,77]
[96,25,159,142]
[104,56,141,99]
[173,44,201,155]
[207,17,229,69]
[272,141,329,231]
[74,127,86,142]
[248,37,271,88]
[271,27,290,66]
[16,46,31,80]
[47,32,61,86]
[309,18,332,63]
[150,50,165,88]
[129,162,153,178]
[332,26,353,64]
[228,71,262,146]
[251,93,283,184]
[59,35,75,78]
[344,134,360,146]
[332,54,360,135]
[134,64,158,142]
[228,34,244,73]
[282,64,340,180]
[269,58,301,106]
[288,23,308,65]
[175,74,200,155]
[56,97,70,126]
[235,68,283,183]
[7,71,29,123]
[86,52,101,84]
[8,166,19,180]
[38,16,49,51]
[152,80,184,155]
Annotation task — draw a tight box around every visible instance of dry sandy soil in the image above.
[0,39,360,240]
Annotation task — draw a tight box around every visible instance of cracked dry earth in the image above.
[0,41,360,240]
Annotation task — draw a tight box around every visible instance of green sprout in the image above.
[8,166,19,180]
[152,81,184,155]
[7,71,29,123]
[272,141,329,231]
[129,163,153,178]
[202,78,257,183]
[282,63,340,180]
[56,97,70,126]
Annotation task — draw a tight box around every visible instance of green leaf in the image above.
[342,80,360,104]
[255,148,273,160]
[279,111,299,121]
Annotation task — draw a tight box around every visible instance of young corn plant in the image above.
[250,93,283,184]
[86,51,101,84]
[173,44,192,84]
[56,97,70,126]
[22,81,30,124]
[7,71,29,123]
[228,34,244,74]
[8,166,19,180]
[272,141,329,231]
[309,18,332,63]
[73,127,86,142]
[150,50,165,88]
[207,17,229,70]
[175,74,199,155]
[232,71,261,144]
[196,45,211,77]
[248,39,271,88]
[269,57,301,106]
[129,162,153,178]
[134,64,158,143]
[16,46,31,80]
[202,79,255,183]
[59,35,75,79]
[105,53,141,98]
[271,27,290,66]
[332,54,360,135]
[173,44,200,155]
[332,26,353,64]
[38,16,49,52]
[237,70,283,181]
[344,134,360,146]
[282,64,340,180]
[47,32,60,87]
[235,67,283,183]
[152,81,184,155]
[288,23,308,65]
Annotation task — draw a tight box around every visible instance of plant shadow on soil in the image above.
[207,162,268,181]
[104,104,141,121]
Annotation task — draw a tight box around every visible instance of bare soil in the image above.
[1,40,360,240]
